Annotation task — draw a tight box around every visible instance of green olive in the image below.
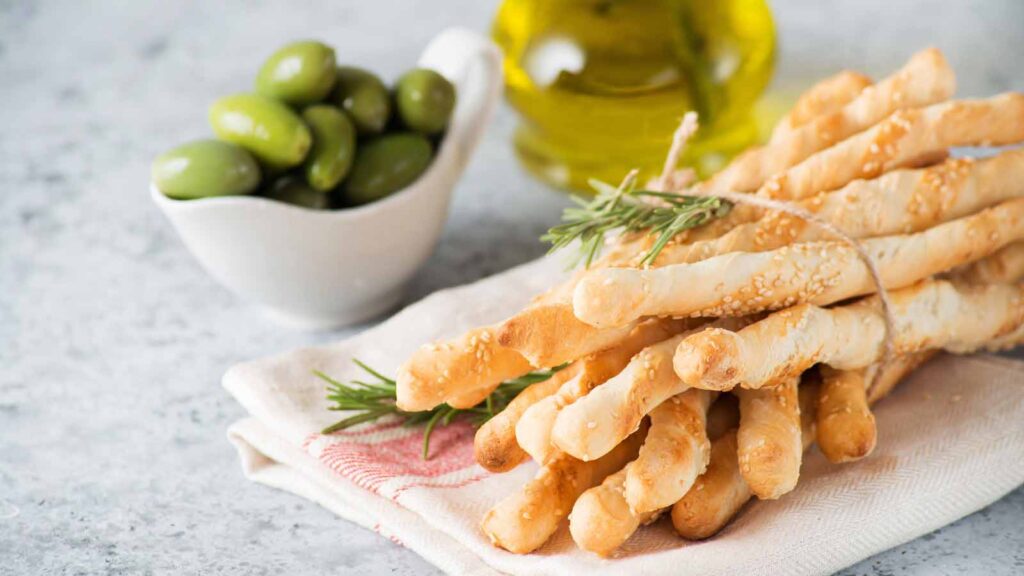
[343,133,432,205]
[301,105,356,191]
[263,176,331,210]
[152,139,260,200]
[394,68,456,135]
[209,94,311,169]
[332,66,391,134]
[255,40,336,105]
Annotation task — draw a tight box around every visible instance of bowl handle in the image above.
[418,28,503,171]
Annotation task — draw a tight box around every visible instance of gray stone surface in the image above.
[1,1,1021,574]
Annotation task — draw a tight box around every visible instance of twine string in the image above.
[658,114,896,389]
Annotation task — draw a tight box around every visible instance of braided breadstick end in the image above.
[816,367,877,463]
[737,376,803,499]
[480,426,647,554]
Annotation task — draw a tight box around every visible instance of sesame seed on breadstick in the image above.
[674,279,1024,392]
[649,150,1024,268]
[816,367,877,464]
[480,426,647,554]
[672,379,819,539]
[568,393,737,556]
[736,375,803,499]
[568,468,657,557]
[473,361,582,473]
[760,93,1024,203]
[623,389,714,512]
[770,70,873,140]
[516,318,691,463]
[550,317,751,462]
[574,197,1024,328]
[709,48,953,197]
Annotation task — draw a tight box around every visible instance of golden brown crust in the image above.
[396,325,533,411]
[650,150,1024,268]
[623,389,714,512]
[737,376,803,499]
[774,70,873,137]
[674,279,1024,391]
[473,362,582,472]
[515,318,689,463]
[480,426,647,554]
[575,198,1024,328]
[670,430,750,540]
[816,367,877,463]
[760,93,1024,202]
[705,48,954,196]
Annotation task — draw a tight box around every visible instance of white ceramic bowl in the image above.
[153,28,502,329]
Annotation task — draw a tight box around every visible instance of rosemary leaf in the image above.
[319,360,566,459]
[541,176,732,268]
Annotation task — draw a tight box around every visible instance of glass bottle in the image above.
[493,0,776,190]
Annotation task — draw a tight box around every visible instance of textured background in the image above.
[1,1,1022,574]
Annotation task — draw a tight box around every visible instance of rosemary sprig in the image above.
[541,176,732,268]
[318,359,564,459]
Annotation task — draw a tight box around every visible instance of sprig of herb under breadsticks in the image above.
[318,360,565,459]
[320,46,1024,557]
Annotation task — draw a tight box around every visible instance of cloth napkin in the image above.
[224,253,1024,576]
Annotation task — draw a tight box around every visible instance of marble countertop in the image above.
[2,1,1022,574]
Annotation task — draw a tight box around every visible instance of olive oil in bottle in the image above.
[493,0,776,190]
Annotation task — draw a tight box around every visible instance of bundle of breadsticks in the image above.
[395,47,1024,557]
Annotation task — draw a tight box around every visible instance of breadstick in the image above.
[551,317,751,462]
[395,233,653,412]
[480,426,647,554]
[497,303,644,368]
[516,318,690,463]
[574,197,1024,328]
[710,48,953,196]
[674,279,1024,391]
[669,430,748,540]
[623,389,714,512]
[396,325,533,411]
[671,379,819,539]
[650,150,1024,267]
[949,240,1024,285]
[760,93,1024,202]
[568,391,737,556]
[567,468,658,557]
[474,362,582,472]
[816,367,876,463]
[736,375,803,499]
[771,70,873,139]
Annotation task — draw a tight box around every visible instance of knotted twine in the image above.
[655,112,897,390]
